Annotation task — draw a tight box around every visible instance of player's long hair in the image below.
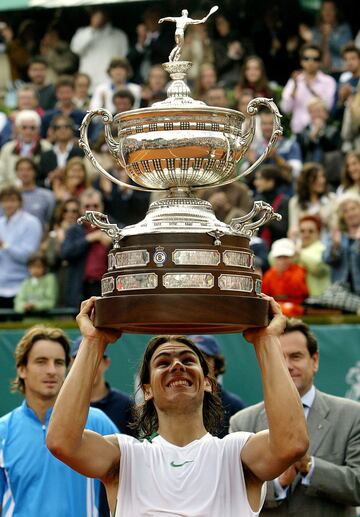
[132,335,223,438]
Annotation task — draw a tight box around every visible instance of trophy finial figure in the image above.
[159,5,219,62]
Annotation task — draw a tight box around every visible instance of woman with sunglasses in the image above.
[41,197,81,307]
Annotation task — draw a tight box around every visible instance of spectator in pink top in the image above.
[281,44,336,135]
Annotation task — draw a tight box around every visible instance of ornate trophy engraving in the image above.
[79,6,283,333]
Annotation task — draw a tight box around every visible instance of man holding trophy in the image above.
[47,295,308,516]
[47,6,309,515]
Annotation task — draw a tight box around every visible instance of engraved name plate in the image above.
[255,278,262,295]
[173,249,220,266]
[109,250,150,270]
[218,274,253,292]
[163,273,214,289]
[116,273,158,291]
[101,277,115,295]
[223,250,253,268]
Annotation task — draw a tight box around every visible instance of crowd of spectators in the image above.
[0,0,359,317]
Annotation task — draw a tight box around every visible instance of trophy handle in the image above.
[229,201,282,238]
[78,211,123,248]
[192,97,283,192]
[79,109,153,193]
[240,97,283,178]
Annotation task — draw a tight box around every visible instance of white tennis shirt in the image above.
[115,431,266,516]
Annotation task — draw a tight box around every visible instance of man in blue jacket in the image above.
[0,324,118,516]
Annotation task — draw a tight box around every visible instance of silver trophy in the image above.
[79,6,283,334]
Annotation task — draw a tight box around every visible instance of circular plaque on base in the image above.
[94,294,269,334]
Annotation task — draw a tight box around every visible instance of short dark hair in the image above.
[131,335,223,438]
[15,156,38,174]
[257,165,288,189]
[50,114,75,130]
[74,72,91,86]
[107,57,132,76]
[300,43,322,61]
[0,185,22,203]
[341,42,360,59]
[112,89,135,107]
[28,55,48,68]
[27,252,48,269]
[55,76,75,90]
[284,318,318,356]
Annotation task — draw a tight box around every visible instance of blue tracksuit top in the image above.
[0,401,118,517]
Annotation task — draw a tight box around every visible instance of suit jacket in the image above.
[229,389,360,517]
[60,224,88,308]
[38,145,84,186]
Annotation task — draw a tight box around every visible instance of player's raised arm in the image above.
[241,297,309,481]
[46,297,122,480]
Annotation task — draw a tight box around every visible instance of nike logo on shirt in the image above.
[170,460,194,468]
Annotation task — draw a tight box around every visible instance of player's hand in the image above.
[76,297,122,346]
[294,454,312,475]
[243,295,286,343]
[279,465,297,487]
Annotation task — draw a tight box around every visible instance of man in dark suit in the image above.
[229,318,360,517]
[38,114,84,187]
[60,188,111,308]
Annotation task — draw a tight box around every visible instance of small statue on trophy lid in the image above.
[159,6,219,62]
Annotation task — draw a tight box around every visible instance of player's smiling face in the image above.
[143,342,211,411]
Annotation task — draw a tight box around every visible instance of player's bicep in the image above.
[53,430,120,481]
[241,430,289,481]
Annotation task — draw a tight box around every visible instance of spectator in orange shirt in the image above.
[262,238,309,316]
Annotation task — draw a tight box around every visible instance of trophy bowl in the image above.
[78,6,283,334]
[116,106,248,190]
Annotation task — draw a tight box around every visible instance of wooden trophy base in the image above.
[95,232,268,334]
[94,294,269,334]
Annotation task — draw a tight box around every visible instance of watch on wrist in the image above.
[302,458,312,476]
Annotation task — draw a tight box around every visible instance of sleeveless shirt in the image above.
[115,431,266,516]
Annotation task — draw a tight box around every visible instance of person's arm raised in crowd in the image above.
[241,296,309,481]
[46,297,122,481]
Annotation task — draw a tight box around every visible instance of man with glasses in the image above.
[0,110,52,188]
[281,44,336,135]
[38,114,84,187]
[60,188,112,308]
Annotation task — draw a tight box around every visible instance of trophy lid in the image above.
[120,6,223,113]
